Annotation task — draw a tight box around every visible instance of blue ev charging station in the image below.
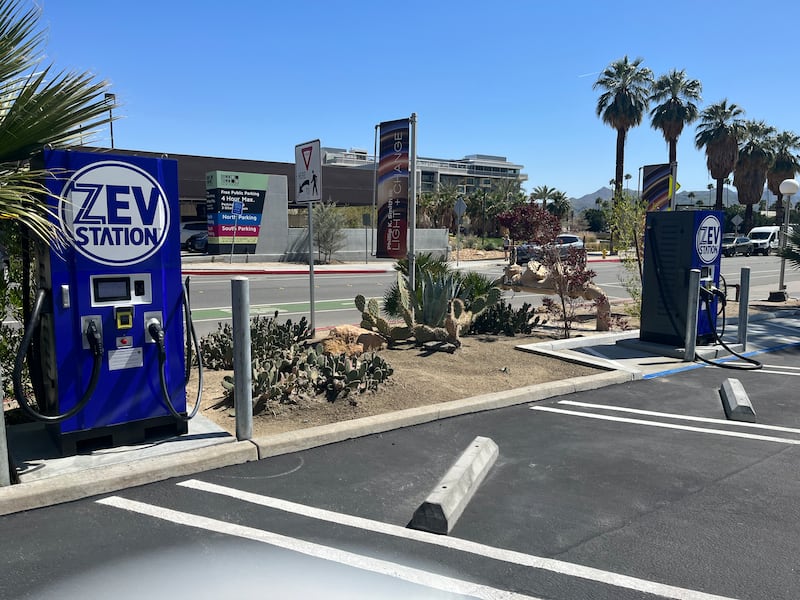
[13,149,200,455]
[640,210,724,348]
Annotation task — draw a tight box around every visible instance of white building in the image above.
[322,147,527,195]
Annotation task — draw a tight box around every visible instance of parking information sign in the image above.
[231,200,243,216]
[295,140,321,203]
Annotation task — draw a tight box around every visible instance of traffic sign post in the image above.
[454,196,467,266]
[295,140,322,334]
[230,200,244,260]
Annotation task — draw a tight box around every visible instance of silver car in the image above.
[516,234,585,264]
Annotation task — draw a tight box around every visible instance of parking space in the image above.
[74,344,798,599]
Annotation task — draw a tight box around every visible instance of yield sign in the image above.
[295,139,321,203]
[301,146,313,170]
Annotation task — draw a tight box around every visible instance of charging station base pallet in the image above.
[51,416,189,457]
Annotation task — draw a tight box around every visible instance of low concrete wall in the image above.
[285,227,449,262]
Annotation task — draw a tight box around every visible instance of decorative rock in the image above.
[357,332,387,352]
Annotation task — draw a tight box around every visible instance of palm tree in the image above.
[649,69,702,165]
[0,0,114,244]
[766,130,800,226]
[594,56,654,198]
[733,120,776,232]
[530,184,558,206]
[695,100,744,210]
[688,191,697,207]
[545,190,571,223]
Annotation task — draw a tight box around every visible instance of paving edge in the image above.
[252,370,632,458]
[0,440,258,516]
[0,369,632,515]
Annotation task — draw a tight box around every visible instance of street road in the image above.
[185,255,798,336]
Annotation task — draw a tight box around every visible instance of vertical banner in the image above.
[376,118,410,258]
[205,171,268,254]
[641,163,672,211]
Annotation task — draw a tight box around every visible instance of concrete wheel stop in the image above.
[408,436,498,535]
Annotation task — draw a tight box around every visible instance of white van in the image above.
[747,225,780,255]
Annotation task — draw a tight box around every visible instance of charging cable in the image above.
[13,288,104,422]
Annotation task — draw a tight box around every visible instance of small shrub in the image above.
[199,311,311,370]
[469,300,546,336]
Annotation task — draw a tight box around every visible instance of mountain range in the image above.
[570,187,743,213]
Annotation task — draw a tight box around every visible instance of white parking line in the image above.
[98,496,540,600]
[557,400,800,435]
[759,369,800,377]
[531,406,800,445]
[172,479,735,600]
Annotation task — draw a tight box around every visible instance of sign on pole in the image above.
[295,140,321,203]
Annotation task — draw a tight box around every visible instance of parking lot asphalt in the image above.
[2,300,799,517]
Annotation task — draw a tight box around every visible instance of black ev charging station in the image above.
[640,210,724,349]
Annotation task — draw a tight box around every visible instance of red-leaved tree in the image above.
[496,203,561,245]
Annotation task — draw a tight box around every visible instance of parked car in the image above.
[186,231,208,253]
[515,234,585,264]
[721,234,753,257]
[180,221,207,249]
[746,225,780,255]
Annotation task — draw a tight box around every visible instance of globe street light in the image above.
[771,178,798,301]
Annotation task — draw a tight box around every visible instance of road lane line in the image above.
[97,496,540,600]
[175,479,735,600]
[531,406,800,445]
[557,400,800,435]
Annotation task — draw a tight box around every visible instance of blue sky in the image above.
[38,0,800,200]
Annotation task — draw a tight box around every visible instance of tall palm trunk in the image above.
[715,179,725,210]
[668,139,677,164]
[776,195,785,226]
[744,204,754,233]
[615,128,626,196]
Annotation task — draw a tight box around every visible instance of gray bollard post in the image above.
[231,277,252,441]
[0,365,11,486]
[684,269,701,362]
[738,267,751,351]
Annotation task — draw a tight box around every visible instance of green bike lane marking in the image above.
[192,299,356,320]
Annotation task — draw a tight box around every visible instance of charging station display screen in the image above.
[93,277,131,302]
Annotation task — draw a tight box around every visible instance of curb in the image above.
[0,440,258,516]
[181,256,619,276]
[182,267,396,276]
[250,370,632,459]
[0,370,631,516]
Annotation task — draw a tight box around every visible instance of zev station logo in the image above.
[59,161,170,266]
[695,214,722,264]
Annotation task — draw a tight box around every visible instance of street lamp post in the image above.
[770,178,798,301]
[104,93,116,149]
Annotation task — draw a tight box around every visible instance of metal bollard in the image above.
[684,269,700,362]
[231,277,252,441]
[1,365,11,486]
[738,267,751,351]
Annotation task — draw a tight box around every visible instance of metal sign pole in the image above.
[295,140,321,337]
[307,203,316,335]
[230,213,239,262]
